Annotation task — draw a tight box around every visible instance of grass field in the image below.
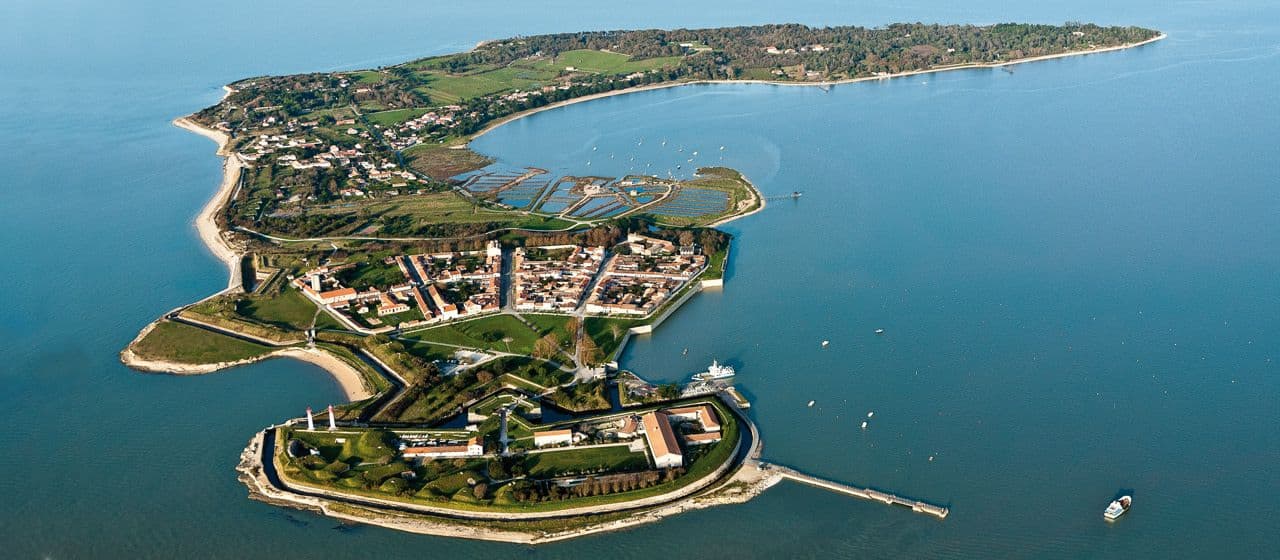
[335,260,406,291]
[349,70,387,84]
[237,288,319,331]
[401,338,455,362]
[521,313,574,340]
[365,107,430,127]
[414,66,560,104]
[522,445,648,477]
[518,50,682,75]
[406,314,540,354]
[131,321,273,364]
[583,316,644,357]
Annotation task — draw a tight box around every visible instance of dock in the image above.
[765,465,949,519]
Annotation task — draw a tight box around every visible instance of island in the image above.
[123,22,1163,543]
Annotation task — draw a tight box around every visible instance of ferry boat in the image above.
[692,360,735,381]
[1104,495,1132,521]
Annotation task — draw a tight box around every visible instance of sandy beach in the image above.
[174,114,245,293]
[469,34,1166,143]
[273,347,373,401]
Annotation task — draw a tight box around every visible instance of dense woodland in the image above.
[466,22,1158,76]
[201,22,1158,129]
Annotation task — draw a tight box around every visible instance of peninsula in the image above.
[124,22,1162,542]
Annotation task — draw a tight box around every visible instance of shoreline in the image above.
[174,113,245,293]
[157,33,1161,539]
[707,172,766,228]
[468,33,1166,143]
[121,320,373,401]
[236,396,777,543]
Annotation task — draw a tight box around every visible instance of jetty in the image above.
[765,191,804,200]
[763,464,949,519]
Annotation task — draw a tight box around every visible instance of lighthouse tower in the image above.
[305,407,315,431]
[327,405,337,431]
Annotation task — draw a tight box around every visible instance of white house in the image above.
[533,429,574,448]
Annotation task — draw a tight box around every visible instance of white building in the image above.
[641,412,683,469]
[402,436,484,459]
[533,429,574,448]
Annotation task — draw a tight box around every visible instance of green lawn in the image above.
[406,314,539,354]
[365,107,430,127]
[349,70,387,84]
[583,316,644,358]
[519,49,683,75]
[401,338,455,362]
[237,287,320,331]
[522,445,648,477]
[335,260,406,291]
[521,313,574,344]
[132,321,273,364]
[423,470,480,496]
[414,66,560,104]
[483,356,572,387]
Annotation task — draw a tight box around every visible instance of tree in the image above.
[533,333,560,360]
[579,336,604,367]
[472,482,489,500]
[658,383,679,400]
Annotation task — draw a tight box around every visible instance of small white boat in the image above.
[867,411,874,418]
[1104,496,1132,521]
[875,328,885,335]
[807,400,815,407]
[821,340,830,348]
[861,421,868,429]
[692,360,735,381]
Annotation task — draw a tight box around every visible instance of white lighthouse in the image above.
[327,404,337,431]
[305,407,315,431]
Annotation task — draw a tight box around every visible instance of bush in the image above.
[379,477,409,495]
[356,429,396,460]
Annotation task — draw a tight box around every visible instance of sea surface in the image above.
[3,1,1279,558]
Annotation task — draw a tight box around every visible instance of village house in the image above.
[376,292,410,316]
[512,245,606,313]
[402,436,484,459]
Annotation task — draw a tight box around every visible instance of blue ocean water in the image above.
[3,1,1278,558]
